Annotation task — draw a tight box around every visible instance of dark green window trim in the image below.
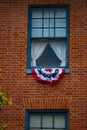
[27,5,70,74]
[26,110,69,130]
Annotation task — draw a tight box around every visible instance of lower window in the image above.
[26,110,68,130]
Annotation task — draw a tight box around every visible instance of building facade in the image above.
[0,0,87,130]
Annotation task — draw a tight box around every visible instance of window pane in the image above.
[32,10,42,18]
[55,28,66,37]
[43,19,54,28]
[50,19,54,27]
[55,10,66,18]
[43,19,49,27]
[50,29,54,37]
[43,129,53,130]
[54,116,65,128]
[49,10,54,18]
[43,29,49,37]
[55,19,66,27]
[29,128,41,130]
[32,19,42,27]
[44,10,49,18]
[30,115,41,127]
[42,116,52,127]
[54,129,65,130]
[32,29,42,37]
[43,10,54,18]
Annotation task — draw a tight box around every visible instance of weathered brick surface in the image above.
[0,0,87,130]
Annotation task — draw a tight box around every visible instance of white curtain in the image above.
[31,42,47,66]
[49,41,66,66]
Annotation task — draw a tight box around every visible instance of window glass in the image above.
[49,10,54,18]
[55,28,66,37]
[32,29,42,37]
[50,19,54,27]
[30,115,41,127]
[54,129,65,130]
[42,116,52,127]
[30,129,39,130]
[32,10,42,18]
[43,10,49,18]
[54,116,65,128]
[49,29,54,37]
[32,19,42,27]
[55,10,66,18]
[43,19,49,27]
[55,19,66,27]
[43,129,53,130]
[36,43,61,66]
[43,29,49,37]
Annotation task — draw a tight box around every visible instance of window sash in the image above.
[31,8,67,38]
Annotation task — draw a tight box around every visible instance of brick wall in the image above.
[0,0,87,130]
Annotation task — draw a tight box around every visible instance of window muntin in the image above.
[26,111,68,130]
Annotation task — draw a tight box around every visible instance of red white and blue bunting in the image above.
[32,68,65,85]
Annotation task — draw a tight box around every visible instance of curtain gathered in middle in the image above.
[31,40,66,66]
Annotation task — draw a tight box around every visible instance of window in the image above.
[27,5,70,73]
[26,110,68,130]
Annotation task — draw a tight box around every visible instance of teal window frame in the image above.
[27,5,70,74]
[26,110,69,130]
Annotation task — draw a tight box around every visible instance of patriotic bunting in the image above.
[32,68,65,85]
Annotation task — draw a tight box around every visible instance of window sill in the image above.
[26,68,70,74]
